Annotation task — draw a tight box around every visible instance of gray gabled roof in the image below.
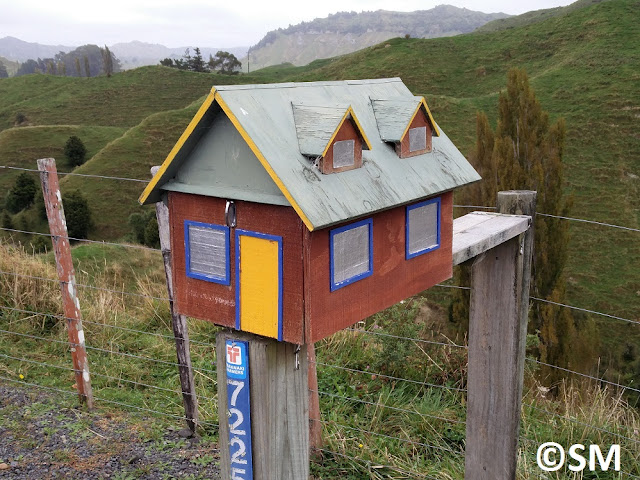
[140,78,480,231]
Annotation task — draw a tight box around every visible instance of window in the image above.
[330,218,373,291]
[333,139,355,168]
[406,198,440,259]
[185,220,230,285]
[408,126,427,153]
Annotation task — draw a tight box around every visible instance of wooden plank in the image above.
[452,212,530,266]
[464,190,535,480]
[217,331,309,480]
[37,158,93,409]
[152,166,199,435]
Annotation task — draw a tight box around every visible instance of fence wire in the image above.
[1,176,639,477]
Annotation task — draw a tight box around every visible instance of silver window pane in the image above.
[333,223,369,284]
[408,203,438,254]
[189,225,227,278]
[409,126,427,152]
[333,139,355,168]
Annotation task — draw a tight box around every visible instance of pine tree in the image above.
[102,45,114,77]
[5,173,37,214]
[63,190,92,239]
[451,68,596,381]
[64,135,87,167]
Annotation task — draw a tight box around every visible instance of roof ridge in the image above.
[215,78,403,91]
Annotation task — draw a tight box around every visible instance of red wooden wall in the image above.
[304,191,453,342]
[169,192,305,344]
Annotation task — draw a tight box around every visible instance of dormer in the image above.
[372,96,440,158]
[293,103,372,174]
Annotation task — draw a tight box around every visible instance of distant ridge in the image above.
[245,6,510,71]
[0,36,75,62]
[0,37,248,70]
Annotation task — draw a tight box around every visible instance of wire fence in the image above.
[0,170,638,477]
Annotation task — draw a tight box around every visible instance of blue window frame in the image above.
[406,197,441,259]
[184,220,230,285]
[329,218,373,291]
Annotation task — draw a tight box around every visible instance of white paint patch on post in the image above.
[77,329,85,345]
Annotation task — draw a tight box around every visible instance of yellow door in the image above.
[235,230,282,340]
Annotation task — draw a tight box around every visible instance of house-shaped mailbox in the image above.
[140,78,480,344]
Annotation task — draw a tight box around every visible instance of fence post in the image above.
[217,330,309,479]
[151,167,199,435]
[37,158,93,409]
[465,190,536,479]
[308,342,323,453]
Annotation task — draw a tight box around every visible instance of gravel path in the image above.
[0,384,220,479]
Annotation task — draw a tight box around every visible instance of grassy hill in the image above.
[0,0,637,372]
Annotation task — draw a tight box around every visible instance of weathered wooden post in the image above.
[151,166,199,435]
[37,158,93,409]
[464,190,536,479]
[217,331,309,479]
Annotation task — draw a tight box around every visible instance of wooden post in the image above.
[307,342,323,452]
[151,167,199,435]
[217,330,309,480]
[37,158,93,409]
[464,190,535,479]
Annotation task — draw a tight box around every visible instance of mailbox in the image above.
[140,78,480,344]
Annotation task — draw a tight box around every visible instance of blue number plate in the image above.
[225,340,254,479]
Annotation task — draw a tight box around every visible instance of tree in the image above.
[189,47,207,73]
[5,173,37,214]
[63,190,92,239]
[64,136,87,167]
[208,51,242,74]
[0,62,8,78]
[75,57,82,77]
[84,56,90,77]
[450,68,596,380]
[102,45,114,77]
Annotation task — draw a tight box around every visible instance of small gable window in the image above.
[409,126,427,153]
[333,139,355,168]
[330,218,373,291]
[185,220,230,285]
[406,198,440,259]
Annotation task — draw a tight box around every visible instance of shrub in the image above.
[5,172,37,214]
[64,135,87,167]
[63,190,93,239]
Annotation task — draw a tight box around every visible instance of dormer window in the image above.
[292,103,371,174]
[372,97,439,159]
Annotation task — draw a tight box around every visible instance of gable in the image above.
[164,110,288,206]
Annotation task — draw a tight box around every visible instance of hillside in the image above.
[246,6,509,71]
[0,0,637,364]
[477,0,610,32]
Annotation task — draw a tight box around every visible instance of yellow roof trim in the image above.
[320,106,373,158]
[400,97,441,143]
[139,90,216,205]
[214,91,315,232]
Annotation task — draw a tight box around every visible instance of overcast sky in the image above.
[2,0,575,48]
